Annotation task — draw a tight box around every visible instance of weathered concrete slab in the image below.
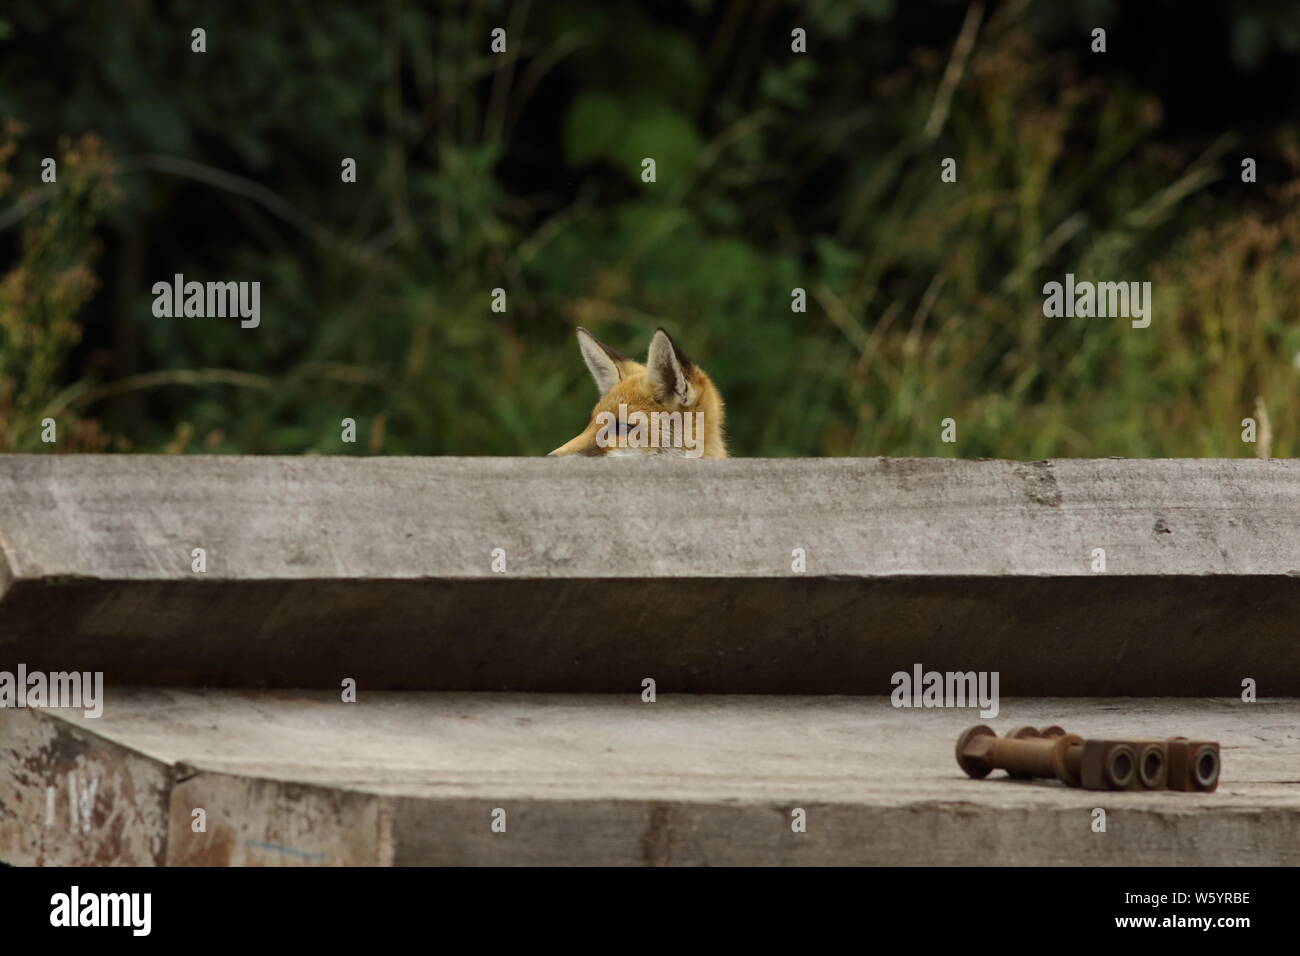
[3,691,1297,865]
[2,455,1299,693]
[0,706,170,866]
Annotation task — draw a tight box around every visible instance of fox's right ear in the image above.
[576,327,629,396]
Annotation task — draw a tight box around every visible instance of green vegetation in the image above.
[1,1,1297,456]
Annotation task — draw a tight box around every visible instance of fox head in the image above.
[548,327,727,458]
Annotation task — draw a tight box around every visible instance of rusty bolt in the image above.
[1052,734,1084,786]
[1002,726,1044,778]
[956,726,1084,783]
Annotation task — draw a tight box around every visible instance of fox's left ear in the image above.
[645,328,698,408]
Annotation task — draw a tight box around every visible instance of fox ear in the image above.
[645,328,697,408]
[576,327,628,396]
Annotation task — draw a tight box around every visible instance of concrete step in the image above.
[3,455,1300,694]
[3,691,1297,865]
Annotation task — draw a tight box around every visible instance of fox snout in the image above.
[549,327,727,459]
[546,442,603,457]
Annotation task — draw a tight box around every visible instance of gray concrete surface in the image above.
[3,691,1297,865]
[3,455,1300,693]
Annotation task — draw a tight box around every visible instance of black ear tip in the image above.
[652,327,693,369]
[576,326,591,338]
[651,328,677,353]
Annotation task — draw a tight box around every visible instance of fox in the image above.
[549,327,727,458]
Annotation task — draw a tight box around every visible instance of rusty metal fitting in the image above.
[1122,739,1170,789]
[957,727,1219,791]
[1084,738,1169,789]
[1001,726,1045,778]
[1138,741,1168,789]
[1080,740,1147,790]
[956,725,1033,778]
[1165,739,1220,792]
[956,726,1082,782]
[1051,733,1084,786]
[1079,738,1213,790]
[1004,727,1041,739]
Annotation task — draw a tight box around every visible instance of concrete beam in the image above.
[3,692,1297,866]
[2,455,1299,693]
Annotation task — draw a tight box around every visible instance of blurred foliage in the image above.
[0,126,115,451]
[0,0,1298,456]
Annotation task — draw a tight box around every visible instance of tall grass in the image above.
[0,3,1296,458]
